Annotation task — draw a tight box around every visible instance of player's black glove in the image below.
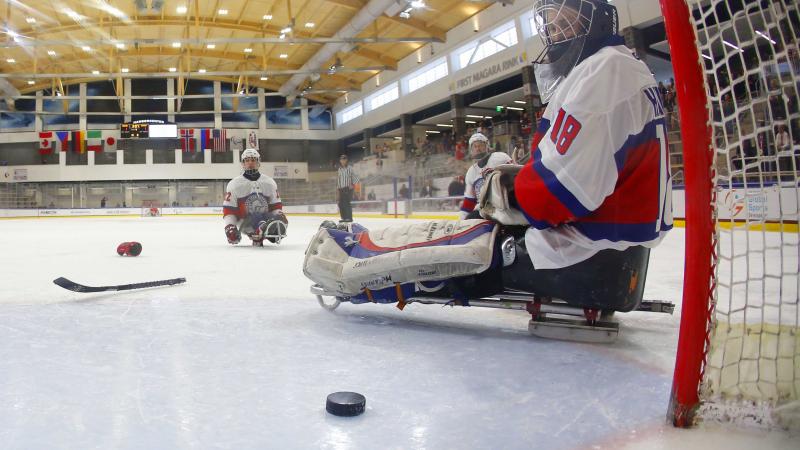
[225,224,241,244]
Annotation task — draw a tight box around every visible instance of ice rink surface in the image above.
[0,215,795,449]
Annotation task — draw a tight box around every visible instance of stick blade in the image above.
[53,277,97,292]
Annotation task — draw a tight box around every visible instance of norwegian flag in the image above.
[212,129,227,152]
[180,129,196,153]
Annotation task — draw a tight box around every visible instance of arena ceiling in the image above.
[0,0,503,105]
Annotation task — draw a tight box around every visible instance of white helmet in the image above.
[241,148,260,175]
[468,132,490,160]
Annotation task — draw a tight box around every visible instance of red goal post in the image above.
[660,0,716,428]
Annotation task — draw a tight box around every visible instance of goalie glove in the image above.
[225,224,241,245]
[478,164,529,225]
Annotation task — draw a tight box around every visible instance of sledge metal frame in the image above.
[311,284,674,343]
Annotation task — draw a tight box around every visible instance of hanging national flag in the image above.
[213,129,227,152]
[180,129,195,153]
[248,131,258,150]
[56,131,70,152]
[39,132,54,155]
[230,136,244,152]
[105,136,117,151]
[199,129,212,151]
[71,130,85,153]
[86,130,103,152]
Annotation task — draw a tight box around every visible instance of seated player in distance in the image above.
[304,0,672,312]
[223,148,288,246]
[459,132,512,220]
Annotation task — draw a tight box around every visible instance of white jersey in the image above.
[460,152,512,219]
[515,40,673,269]
[223,173,282,224]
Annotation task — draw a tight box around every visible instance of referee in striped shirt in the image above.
[336,154,359,223]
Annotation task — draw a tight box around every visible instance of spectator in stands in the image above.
[776,124,791,153]
[520,111,532,137]
[398,183,410,199]
[336,154,359,223]
[448,176,465,197]
[368,190,376,201]
[100,197,106,208]
[420,180,437,198]
[454,138,466,161]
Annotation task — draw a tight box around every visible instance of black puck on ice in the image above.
[326,391,366,417]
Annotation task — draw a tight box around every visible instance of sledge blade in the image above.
[528,317,619,344]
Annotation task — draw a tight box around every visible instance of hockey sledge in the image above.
[311,285,673,344]
[305,220,673,343]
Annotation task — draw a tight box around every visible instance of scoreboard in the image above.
[120,122,177,138]
[121,122,149,138]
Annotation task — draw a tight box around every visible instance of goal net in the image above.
[662,0,799,429]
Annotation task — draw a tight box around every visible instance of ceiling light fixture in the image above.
[27,80,35,85]
[6,58,15,63]
[92,70,100,75]
[47,50,56,56]
[82,45,91,51]
[116,43,125,49]
[263,14,273,20]
[305,22,315,28]
[198,69,207,73]
[279,53,288,58]
[207,44,216,49]
[26,17,36,24]
[218,9,228,15]
[411,0,425,8]
[279,33,286,40]
[260,76,268,81]
[172,42,181,48]
[281,26,292,34]
[168,67,177,72]
[755,30,777,45]
[723,40,741,51]
[244,48,253,53]
[121,68,129,73]
[177,6,187,14]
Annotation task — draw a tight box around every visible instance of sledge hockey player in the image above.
[459,132,512,219]
[304,0,672,323]
[223,148,288,246]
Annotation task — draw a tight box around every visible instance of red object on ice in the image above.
[116,241,143,257]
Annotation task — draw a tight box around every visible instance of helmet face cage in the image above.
[533,0,594,53]
[241,149,261,175]
[469,133,489,160]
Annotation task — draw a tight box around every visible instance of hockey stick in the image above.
[53,276,186,293]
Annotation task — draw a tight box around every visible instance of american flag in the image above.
[212,129,227,152]
[180,129,195,153]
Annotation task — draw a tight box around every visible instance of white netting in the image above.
[689,0,799,429]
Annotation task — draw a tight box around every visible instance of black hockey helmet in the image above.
[532,0,618,102]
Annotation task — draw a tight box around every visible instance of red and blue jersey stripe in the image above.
[515,118,672,243]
